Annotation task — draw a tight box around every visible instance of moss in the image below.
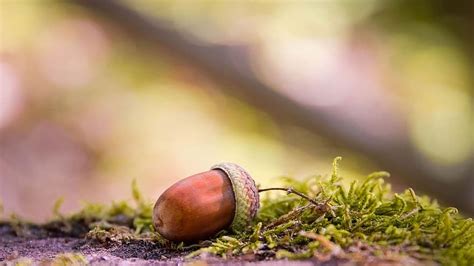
[49,253,88,266]
[5,253,87,266]
[3,158,473,265]
[187,158,473,265]
[46,178,155,239]
[7,257,33,266]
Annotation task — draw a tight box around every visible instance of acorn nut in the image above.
[153,163,260,242]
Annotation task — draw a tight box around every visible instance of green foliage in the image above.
[4,253,87,266]
[6,159,472,265]
[52,197,65,219]
[50,253,88,266]
[189,158,474,265]
[86,222,135,243]
[52,179,155,238]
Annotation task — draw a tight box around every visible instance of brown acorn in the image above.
[153,163,260,242]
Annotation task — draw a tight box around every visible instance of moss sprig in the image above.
[6,158,471,265]
[188,158,473,265]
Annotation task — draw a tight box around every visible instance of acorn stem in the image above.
[258,187,319,206]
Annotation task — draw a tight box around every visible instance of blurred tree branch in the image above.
[72,0,473,215]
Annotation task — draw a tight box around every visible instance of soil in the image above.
[0,224,343,265]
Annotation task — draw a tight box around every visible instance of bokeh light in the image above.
[0,0,472,221]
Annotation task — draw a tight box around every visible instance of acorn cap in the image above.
[211,163,260,232]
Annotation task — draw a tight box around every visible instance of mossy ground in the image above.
[1,158,473,265]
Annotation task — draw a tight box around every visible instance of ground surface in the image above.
[0,224,343,265]
[3,162,468,265]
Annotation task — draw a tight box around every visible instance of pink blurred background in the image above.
[0,0,472,221]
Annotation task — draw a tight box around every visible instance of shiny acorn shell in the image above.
[153,163,259,242]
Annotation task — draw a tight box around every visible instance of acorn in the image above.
[153,163,260,242]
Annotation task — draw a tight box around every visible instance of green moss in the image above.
[4,253,87,266]
[188,158,473,265]
[4,158,473,265]
[49,253,88,266]
[7,257,33,266]
[86,222,135,243]
[47,178,155,238]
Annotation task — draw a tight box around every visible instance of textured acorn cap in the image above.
[211,163,260,232]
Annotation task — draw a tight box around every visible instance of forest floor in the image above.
[1,160,471,265]
[0,222,425,265]
[0,223,346,265]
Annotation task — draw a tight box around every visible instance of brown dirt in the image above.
[0,224,345,265]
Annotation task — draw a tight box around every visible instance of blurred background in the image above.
[0,0,472,222]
